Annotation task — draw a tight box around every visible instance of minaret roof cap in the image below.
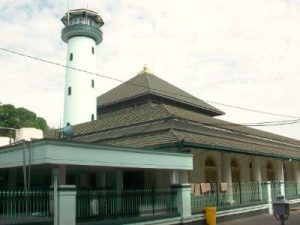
[61,8,104,27]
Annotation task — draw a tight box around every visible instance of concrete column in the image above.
[172,184,191,219]
[95,172,106,188]
[8,168,17,187]
[252,157,262,183]
[57,185,76,225]
[58,165,66,185]
[266,182,273,215]
[274,160,285,196]
[240,157,250,182]
[170,170,179,185]
[52,168,59,225]
[292,161,300,193]
[252,156,262,199]
[221,153,233,203]
[216,153,222,182]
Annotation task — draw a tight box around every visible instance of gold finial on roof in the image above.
[139,64,152,74]
[143,64,149,72]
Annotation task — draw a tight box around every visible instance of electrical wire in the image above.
[1,47,300,120]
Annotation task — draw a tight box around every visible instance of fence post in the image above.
[266,182,273,215]
[57,185,76,225]
[172,184,191,219]
[280,181,285,197]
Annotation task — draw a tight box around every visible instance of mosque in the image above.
[55,8,300,190]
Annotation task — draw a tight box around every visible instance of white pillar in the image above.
[221,153,233,203]
[52,168,59,225]
[252,156,262,199]
[170,170,179,185]
[172,184,191,219]
[274,160,285,196]
[57,185,76,225]
[266,182,273,215]
[293,161,300,193]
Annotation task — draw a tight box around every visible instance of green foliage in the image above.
[0,104,48,137]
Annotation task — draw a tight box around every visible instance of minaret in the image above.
[61,9,104,126]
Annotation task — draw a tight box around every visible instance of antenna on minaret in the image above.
[67,0,70,25]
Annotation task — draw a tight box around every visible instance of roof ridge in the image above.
[143,72,152,91]
[170,129,181,142]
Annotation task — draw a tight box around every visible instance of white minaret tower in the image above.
[61,9,104,126]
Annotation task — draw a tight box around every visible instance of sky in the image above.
[0,0,300,139]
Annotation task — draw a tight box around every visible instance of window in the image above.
[68,86,72,95]
[205,156,218,183]
[66,122,70,126]
[91,114,95,121]
[205,157,216,167]
[69,53,73,61]
[91,79,95,88]
[92,47,94,54]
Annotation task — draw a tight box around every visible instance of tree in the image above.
[0,104,48,137]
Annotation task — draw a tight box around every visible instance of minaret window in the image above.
[68,86,72,95]
[91,80,95,88]
[69,53,73,61]
[92,47,94,54]
[91,114,95,121]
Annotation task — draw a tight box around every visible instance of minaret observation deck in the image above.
[61,9,104,45]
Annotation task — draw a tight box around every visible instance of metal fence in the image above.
[285,181,300,200]
[76,188,178,224]
[0,188,52,224]
[191,182,268,213]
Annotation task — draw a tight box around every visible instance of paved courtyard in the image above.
[219,210,300,225]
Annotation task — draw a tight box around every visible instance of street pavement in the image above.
[219,210,300,225]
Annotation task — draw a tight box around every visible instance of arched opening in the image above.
[91,114,95,121]
[91,79,95,88]
[68,86,72,95]
[205,157,218,183]
[69,53,73,61]
[92,47,95,54]
[267,161,275,181]
[231,159,240,182]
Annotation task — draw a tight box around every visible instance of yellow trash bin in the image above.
[205,207,216,225]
